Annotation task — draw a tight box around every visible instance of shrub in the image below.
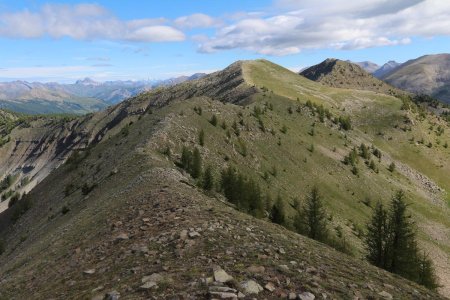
[198,129,205,146]
[210,115,218,126]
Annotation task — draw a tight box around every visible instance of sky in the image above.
[1,0,450,82]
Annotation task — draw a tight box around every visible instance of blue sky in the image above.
[1,0,450,82]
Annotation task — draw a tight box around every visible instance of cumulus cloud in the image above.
[174,13,219,29]
[0,3,185,42]
[199,0,450,56]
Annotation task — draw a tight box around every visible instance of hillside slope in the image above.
[0,60,449,299]
[381,54,450,104]
[300,59,406,96]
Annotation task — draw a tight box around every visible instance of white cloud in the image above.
[174,13,218,29]
[0,4,185,42]
[199,0,450,56]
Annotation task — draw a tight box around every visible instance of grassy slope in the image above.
[150,59,450,294]
[0,94,444,299]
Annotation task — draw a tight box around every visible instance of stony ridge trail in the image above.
[0,167,442,299]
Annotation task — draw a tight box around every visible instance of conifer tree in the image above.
[199,129,205,146]
[181,146,192,171]
[297,187,328,241]
[365,202,388,268]
[210,115,218,126]
[202,165,214,191]
[387,191,418,278]
[364,190,438,290]
[270,194,285,225]
[190,148,202,179]
[417,251,439,290]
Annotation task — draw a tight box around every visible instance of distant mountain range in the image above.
[380,54,450,104]
[345,54,450,104]
[0,73,207,114]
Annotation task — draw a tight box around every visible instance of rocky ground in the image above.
[0,163,443,299]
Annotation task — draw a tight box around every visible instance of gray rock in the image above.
[83,269,96,275]
[240,280,263,294]
[298,292,315,300]
[115,233,129,241]
[209,286,237,293]
[378,291,393,299]
[104,290,120,300]
[213,266,233,283]
[142,273,164,283]
[189,231,201,238]
[140,281,157,290]
[247,265,265,274]
[277,264,290,272]
[209,292,238,299]
[179,229,188,240]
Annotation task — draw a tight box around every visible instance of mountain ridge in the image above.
[0,73,208,114]
[299,58,406,96]
[381,53,450,104]
[0,59,449,298]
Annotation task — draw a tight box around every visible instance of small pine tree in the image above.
[297,187,328,241]
[181,146,192,171]
[369,160,377,171]
[364,191,438,289]
[199,129,205,146]
[365,202,388,268]
[417,251,439,290]
[210,115,218,126]
[388,162,396,172]
[352,165,359,176]
[387,191,419,278]
[270,195,285,225]
[202,165,214,191]
[232,121,240,136]
[190,148,202,179]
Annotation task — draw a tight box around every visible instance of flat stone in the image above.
[209,292,238,299]
[83,269,95,275]
[298,292,315,300]
[378,291,393,300]
[142,273,164,283]
[277,264,290,272]
[209,286,237,293]
[264,282,276,292]
[179,230,188,240]
[289,292,297,299]
[213,266,233,283]
[189,231,201,238]
[140,281,157,290]
[240,280,263,294]
[247,265,265,274]
[115,233,129,241]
